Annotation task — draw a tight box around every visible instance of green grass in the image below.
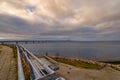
[51,57,102,70]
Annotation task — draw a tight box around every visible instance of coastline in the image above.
[46,55,120,80]
[48,55,120,71]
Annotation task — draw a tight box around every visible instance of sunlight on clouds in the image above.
[0,37,5,39]
[0,0,120,40]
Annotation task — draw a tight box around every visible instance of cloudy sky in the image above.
[0,0,120,40]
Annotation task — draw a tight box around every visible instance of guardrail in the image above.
[17,44,57,80]
[44,55,59,65]
[16,45,25,80]
[18,45,42,79]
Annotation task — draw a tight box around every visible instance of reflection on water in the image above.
[22,42,120,61]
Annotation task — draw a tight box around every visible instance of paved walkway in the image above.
[0,45,17,80]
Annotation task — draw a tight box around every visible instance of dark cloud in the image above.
[0,14,33,35]
[0,0,120,40]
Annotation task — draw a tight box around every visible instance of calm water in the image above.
[22,41,120,61]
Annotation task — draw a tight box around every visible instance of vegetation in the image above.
[51,57,102,70]
[0,45,2,54]
[5,44,31,79]
[2,44,17,58]
[102,61,120,64]
[0,45,2,49]
[4,44,31,79]
[8,45,18,80]
[0,50,1,55]
[21,56,31,80]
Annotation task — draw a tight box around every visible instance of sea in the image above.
[22,41,120,61]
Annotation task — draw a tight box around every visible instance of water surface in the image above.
[22,41,120,61]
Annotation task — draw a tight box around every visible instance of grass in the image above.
[6,44,18,80]
[4,44,31,79]
[102,61,120,64]
[21,56,31,80]
[2,44,17,58]
[51,57,102,70]
[0,50,2,54]
[6,44,31,79]
[0,45,2,54]
[0,45,2,49]
[6,44,17,58]
[5,44,31,79]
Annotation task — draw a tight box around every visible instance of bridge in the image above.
[16,44,62,80]
[0,40,72,44]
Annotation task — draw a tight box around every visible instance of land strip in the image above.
[50,56,120,80]
[0,45,17,80]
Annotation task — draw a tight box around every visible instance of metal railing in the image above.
[17,44,57,80]
[16,45,25,80]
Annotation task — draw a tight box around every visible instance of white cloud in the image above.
[0,0,120,40]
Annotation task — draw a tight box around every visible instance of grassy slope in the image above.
[102,61,120,64]
[51,57,102,70]
[0,45,2,54]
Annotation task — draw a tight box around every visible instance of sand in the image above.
[57,63,120,80]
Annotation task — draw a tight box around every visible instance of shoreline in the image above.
[47,55,120,71]
[50,55,120,80]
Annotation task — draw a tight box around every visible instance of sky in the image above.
[0,0,120,41]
